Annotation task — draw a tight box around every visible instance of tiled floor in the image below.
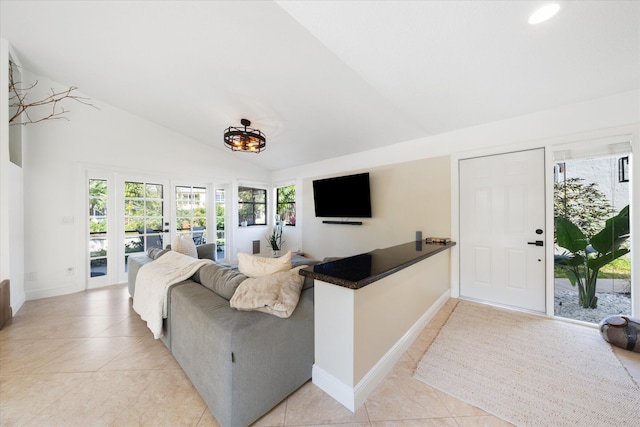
[1,285,637,427]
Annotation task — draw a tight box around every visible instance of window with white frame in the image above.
[215,189,226,255]
[176,185,207,245]
[123,181,164,269]
[89,179,108,278]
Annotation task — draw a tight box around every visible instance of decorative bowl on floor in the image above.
[599,315,640,353]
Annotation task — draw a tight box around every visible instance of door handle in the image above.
[528,240,544,247]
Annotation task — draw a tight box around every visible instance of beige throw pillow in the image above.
[172,234,198,258]
[237,251,292,278]
[230,266,307,318]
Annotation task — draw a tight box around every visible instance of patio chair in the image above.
[192,226,205,245]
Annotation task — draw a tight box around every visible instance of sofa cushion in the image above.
[193,263,247,301]
[172,234,198,258]
[238,251,292,278]
[147,247,170,260]
[230,265,307,318]
[196,243,216,261]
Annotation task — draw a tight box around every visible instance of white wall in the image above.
[274,91,639,181]
[558,156,630,214]
[1,39,26,314]
[300,156,450,260]
[1,39,11,302]
[21,70,269,301]
[8,162,24,311]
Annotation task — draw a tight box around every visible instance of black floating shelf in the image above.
[322,220,363,225]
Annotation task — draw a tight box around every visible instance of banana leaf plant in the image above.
[555,205,630,309]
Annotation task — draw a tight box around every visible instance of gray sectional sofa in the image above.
[128,247,318,427]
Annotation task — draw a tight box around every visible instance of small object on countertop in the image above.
[599,315,640,353]
[425,237,451,244]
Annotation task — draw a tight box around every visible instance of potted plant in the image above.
[555,205,630,309]
[265,222,284,256]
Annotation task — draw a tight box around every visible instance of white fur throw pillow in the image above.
[237,251,292,278]
[172,234,198,258]
[230,265,307,318]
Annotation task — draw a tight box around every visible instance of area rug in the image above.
[414,301,640,427]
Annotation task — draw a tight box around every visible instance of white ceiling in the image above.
[1,1,638,171]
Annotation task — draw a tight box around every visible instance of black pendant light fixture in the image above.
[223,118,266,153]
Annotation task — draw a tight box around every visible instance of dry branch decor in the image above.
[8,60,97,126]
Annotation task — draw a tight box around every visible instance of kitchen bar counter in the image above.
[303,240,455,412]
[300,240,456,289]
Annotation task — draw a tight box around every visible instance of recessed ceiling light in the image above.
[528,3,560,25]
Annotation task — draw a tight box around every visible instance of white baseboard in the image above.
[26,282,82,301]
[312,364,357,412]
[11,291,26,316]
[312,289,451,412]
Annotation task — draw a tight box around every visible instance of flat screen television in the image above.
[313,172,372,218]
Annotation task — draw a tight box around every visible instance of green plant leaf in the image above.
[587,248,630,271]
[555,217,587,254]
[590,205,630,254]
[555,252,585,268]
[565,268,580,287]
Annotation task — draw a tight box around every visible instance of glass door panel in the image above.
[89,179,108,279]
[176,186,207,245]
[124,181,164,271]
[553,154,632,323]
[216,188,226,261]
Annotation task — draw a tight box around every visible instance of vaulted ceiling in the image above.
[1,1,638,171]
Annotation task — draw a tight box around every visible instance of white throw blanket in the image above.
[133,251,213,338]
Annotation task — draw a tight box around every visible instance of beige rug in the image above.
[414,301,640,427]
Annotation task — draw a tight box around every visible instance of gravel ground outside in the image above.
[554,288,632,324]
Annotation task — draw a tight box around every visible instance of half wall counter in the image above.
[300,241,455,412]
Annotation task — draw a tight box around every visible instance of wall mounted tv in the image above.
[312,172,372,220]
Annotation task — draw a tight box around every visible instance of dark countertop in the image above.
[300,241,456,289]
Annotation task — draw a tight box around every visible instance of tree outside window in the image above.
[276,185,296,226]
[239,187,266,226]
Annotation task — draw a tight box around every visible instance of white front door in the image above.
[459,149,546,312]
